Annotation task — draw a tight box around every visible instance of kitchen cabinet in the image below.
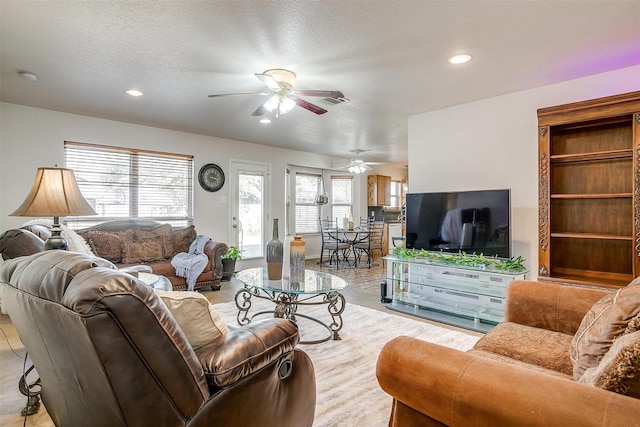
[367,174,391,206]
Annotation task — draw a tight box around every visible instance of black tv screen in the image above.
[405,189,511,258]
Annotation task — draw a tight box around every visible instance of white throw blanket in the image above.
[171,235,210,291]
[21,218,94,255]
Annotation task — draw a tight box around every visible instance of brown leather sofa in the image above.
[377,280,640,426]
[0,219,228,291]
[0,251,316,426]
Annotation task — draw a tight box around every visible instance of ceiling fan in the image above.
[208,69,346,118]
[338,150,386,174]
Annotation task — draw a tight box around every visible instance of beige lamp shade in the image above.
[11,167,97,217]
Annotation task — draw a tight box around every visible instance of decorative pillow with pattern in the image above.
[86,230,134,263]
[134,223,174,258]
[571,283,640,380]
[121,237,164,264]
[172,225,197,254]
[155,290,229,350]
[579,330,640,398]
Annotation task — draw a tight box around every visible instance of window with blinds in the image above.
[285,168,291,236]
[389,180,402,208]
[331,175,353,222]
[295,173,321,234]
[64,141,194,227]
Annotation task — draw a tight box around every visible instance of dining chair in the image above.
[319,218,351,269]
[353,220,384,268]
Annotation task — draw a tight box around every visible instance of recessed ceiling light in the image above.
[18,71,38,81]
[125,89,144,97]
[448,54,472,64]
[260,118,271,124]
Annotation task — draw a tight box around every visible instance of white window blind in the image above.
[389,180,402,208]
[285,168,291,236]
[331,175,353,223]
[295,173,321,234]
[64,141,194,227]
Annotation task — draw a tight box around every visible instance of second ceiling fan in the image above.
[208,69,346,118]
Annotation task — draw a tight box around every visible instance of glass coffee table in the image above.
[235,268,348,344]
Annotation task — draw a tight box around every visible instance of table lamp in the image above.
[10,167,97,250]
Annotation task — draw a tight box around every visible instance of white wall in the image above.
[0,102,353,268]
[408,64,640,278]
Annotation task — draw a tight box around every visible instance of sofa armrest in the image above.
[376,336,640,427]
[195,318,299,388]
[0,229,44,260]
[505,280,611,335]
[203,240,228,281]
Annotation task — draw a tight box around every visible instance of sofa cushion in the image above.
[156,290,229,350]
[473,322,574,376]
[122,237,165,264]
[571,284,640,380]
[134,223,174,258]
[172,225,197,254]
[469,349,572,380]
[86,230,134,263]
[579,330,640,398]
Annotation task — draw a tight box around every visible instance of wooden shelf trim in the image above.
[549,267,633,288]
[550,149,632,163]
[550,193,632,199]
[550,232,632,241]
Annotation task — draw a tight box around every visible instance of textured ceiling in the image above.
[2,1,640,166]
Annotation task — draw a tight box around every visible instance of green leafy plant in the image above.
[391,246,525,273]
[221,245,242,260]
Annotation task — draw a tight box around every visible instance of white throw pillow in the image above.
[155,290,229,350]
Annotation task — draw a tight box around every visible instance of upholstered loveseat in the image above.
[0,220,227,291]
[377,280,640,426]
[0,251,316,426]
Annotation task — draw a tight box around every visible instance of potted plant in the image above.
[221,245,242,281]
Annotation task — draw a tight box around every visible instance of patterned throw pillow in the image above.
[134,224,174,258]
[579,330,640,398]
[86,230,134,263]
[571,283,640,380]
[172,225,197,254]
[121,237,164,264]
[155,290,229,350]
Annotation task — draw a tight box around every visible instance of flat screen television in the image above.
[405,189,511,258]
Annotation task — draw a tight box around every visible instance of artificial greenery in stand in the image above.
[391,246,526,273]
[221,245,242,281]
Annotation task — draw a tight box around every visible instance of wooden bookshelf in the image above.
[538,91,640,288]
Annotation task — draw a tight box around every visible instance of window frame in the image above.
[330,175,354,224]
[293,172,322,235]
[63,141,194,227]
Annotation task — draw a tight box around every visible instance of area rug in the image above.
[0,301,480,427]
[212,300,480,427]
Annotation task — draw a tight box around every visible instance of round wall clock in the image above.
[198,163,225,192]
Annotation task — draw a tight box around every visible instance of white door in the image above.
[229,160,270,259]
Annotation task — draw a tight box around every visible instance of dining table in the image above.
[326,227,371,267]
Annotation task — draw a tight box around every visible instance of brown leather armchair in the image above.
[0,251,316,427]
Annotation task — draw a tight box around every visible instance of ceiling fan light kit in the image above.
[339,150,387,174]
[208,68,346,119]
[348,164,368,174]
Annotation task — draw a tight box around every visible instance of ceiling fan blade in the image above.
[364,161,387,166]
[208,92,265,98]
[255,73,281,91]
[251,102,268,117]
[293,90,345,98]
[294,98,328,115]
